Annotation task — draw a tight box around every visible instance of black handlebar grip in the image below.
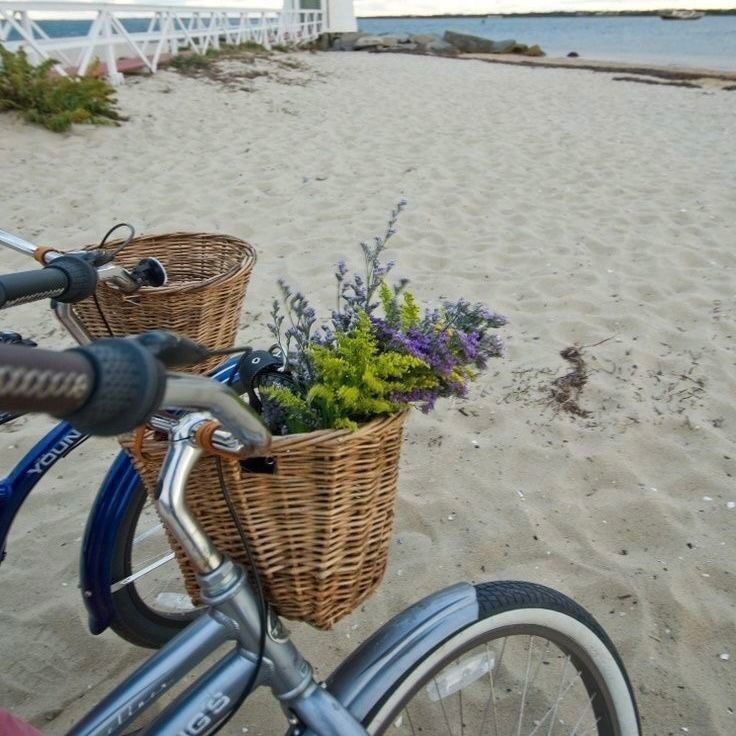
[50,255,99,303]
[0,267,69,309]
[65,339,167,436]
[0,256,98,310]
[0,339,166,436]
[0,344,95,416]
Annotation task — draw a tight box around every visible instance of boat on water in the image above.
[659,9,705,20]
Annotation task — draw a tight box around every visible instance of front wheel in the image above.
[108,482,202,649]
[363,581,640,736]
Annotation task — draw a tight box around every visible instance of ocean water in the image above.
[6,15,736,71]
[359,16,736,71]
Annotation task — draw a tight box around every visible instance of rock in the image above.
[511,43,528,54]
[380,33,411,44]
[331,32,367,51]
[525,44,545,57]
[353,35,388,50]
[411,33,439,45]
[488,39,518,54]
[567,51,580,58]
[443,31,516,54]
[373,43,419,54]
[422,38,459,56]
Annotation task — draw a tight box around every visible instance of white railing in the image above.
[0,2,324,84]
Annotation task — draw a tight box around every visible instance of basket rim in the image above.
[266,409,409,451]
[78,231,257,295]
[128,410,409,453]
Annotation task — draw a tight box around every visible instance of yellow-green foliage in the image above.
[399,291,421,330]
[379,282,421,331]
[264,313,438,433]
[0,47,123,133]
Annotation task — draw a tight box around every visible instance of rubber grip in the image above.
[0,344,95,415]
[0,267,69,309]
[65,339,166,436]
[50,255,99,303]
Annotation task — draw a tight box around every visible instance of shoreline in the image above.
[458,53,736,84]
[361,10,736,19]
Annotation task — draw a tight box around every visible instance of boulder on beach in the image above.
[410,33,439,45]
[373,43,419,54]
[568,51,580,58]
[379,33,411,45]
[421,38,459,55]
[332,32,366,51]
[353,35,389,50]
[443,31,516,54]
[525,44,545,57]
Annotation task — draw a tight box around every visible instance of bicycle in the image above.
[0,332,641,735]
[0,227,243,648]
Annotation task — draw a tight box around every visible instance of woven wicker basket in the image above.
[72,233,257,374]
[122,411,408,629]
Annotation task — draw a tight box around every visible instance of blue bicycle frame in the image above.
[0,356,239,636]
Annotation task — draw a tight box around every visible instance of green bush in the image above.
[0,47,123,133]
[169,53,214,74]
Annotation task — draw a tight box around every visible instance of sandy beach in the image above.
[0,50,735,734]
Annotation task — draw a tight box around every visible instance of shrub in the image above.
[169,53,214,74]
[0,46,123,133]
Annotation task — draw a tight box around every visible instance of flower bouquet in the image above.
[260,200,507,435]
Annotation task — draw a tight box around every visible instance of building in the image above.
[283,0,357,33]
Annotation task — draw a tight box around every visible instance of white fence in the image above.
[0,2,325,84]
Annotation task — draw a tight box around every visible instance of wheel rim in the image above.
[367,610,638,736]
[113,495,201,620]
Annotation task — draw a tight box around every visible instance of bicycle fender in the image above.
[79,449,141,635]
[295,582,478,734]
[80,356,240,636]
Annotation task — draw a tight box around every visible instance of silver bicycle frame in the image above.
[67,379,370,736]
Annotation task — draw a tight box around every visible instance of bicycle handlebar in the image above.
[0,336,271,451]
[0,228,42,258]
[0,256,99,310]
[0,342,96,416]
[0,226,168,312]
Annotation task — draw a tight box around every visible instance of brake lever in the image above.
[133,331,212,369]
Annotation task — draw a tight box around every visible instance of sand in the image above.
[0,50,735,734]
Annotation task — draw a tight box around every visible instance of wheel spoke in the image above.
[515,636,535,736]
[133,521,164,545]
[478,642,499,736]
[570,692,597,736]
[434,676,455,736]
[459,680,464,735]
[545,654,570,736]
[404,707,417,736]
[111,552,176,592]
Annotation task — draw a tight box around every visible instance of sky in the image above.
[353,0,734,13]
[10,0,735,16]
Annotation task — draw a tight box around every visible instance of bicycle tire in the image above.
[108,482,200,649]
[362,581,641,736]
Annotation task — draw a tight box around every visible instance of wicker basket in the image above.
[122,411,408,629]
[72,233,257,374]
